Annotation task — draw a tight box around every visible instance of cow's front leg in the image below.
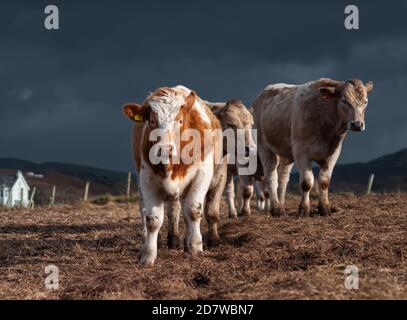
[139,200,164,265]
[318,147,341,216]
[239,175,253,216]
[139,172,165,265]
[226,171,238,219]
[296,156,314,217]
[166,197,181,249]
[183,169,212,255]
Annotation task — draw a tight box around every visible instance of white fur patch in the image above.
[148,91,184,128]
[174,85,192,96]
[193,99,210,124]
[265,83,297,91]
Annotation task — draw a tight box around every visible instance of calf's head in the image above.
[123,86,197,160]
[217,99,257,156]
[320,79,374,132]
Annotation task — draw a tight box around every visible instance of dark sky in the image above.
[1,0,406,171]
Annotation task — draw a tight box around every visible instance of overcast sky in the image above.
[0,0,406,171]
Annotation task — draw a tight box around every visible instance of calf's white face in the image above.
[124,88,193,160]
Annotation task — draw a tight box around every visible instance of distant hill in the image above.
[289,148,407,194]
[0,159,128,186]
[367,148,407,167]
[1,148,407,205]
[0,159,136,205]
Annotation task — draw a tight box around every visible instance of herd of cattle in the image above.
[123,78,374,265]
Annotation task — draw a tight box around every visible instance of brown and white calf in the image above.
[209,100,258,217]
[252,78,373,217]
[123,86,227,265]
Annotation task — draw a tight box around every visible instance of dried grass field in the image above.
[1,193,406,300]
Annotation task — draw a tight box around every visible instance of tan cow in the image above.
[209,99,258,217]
[252,78,374,217]
[123,86,227,265]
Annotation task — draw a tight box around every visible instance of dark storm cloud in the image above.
[0,0,406,170]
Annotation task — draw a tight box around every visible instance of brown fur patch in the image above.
[131,88,222,181]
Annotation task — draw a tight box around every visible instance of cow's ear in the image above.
[123,103,144,122]
[319,87,340,100]
[365,81,374,93]
[211,105,225,117]
[183,91,197,111]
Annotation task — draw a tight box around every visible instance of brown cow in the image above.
[252,78,373,217]
[123,85,227,265]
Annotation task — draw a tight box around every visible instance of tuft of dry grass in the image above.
[0,193,406,300]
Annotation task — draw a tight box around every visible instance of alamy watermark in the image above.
[44,5,59,30]
[44,265,59,290]
[344,5,359,30]
[147,128,258,176]
[344,265,359,290]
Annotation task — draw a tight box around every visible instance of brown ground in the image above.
[0,193,406,300]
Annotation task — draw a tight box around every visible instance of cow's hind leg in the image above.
[258,148,282,217]
[277,157,294,214]
[226,170,238,219]
[254,179,266,211]
[167,197,182,249]
[295,155,314,217]
[318,147,341,216]
[137,181,147,243]
[205,159,228,247]
[239,175,253,216]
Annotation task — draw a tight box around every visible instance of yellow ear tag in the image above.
[133,114,143,122]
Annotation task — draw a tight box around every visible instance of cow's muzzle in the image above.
[349,121,365,132]
[157,142,177,157]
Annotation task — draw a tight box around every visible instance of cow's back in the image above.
[252,84,298,160]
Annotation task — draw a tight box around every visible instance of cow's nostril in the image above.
[350,121,363,132]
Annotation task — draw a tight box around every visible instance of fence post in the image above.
[84,182,90,202]
[126,172,132,201]
[366,174,374,195]
[49,186,56,208]
[20,188,24,208]
[29,187,36,210]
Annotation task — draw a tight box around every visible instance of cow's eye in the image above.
[179,119,183,125]
[342,99,347,104]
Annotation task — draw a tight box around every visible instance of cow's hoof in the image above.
[139,257,155,266]
[318,205,331,217]
[139,249,156,266]
[240,208,251,217]
[271,206,284,217]
[297,206,310,217]
[206,235,221,248]
[257,201,266,211]
[167,233,182,249]
[157,232,163,249]
[184,240,204,255]
[188,246,203,256]
[228,209,238,219]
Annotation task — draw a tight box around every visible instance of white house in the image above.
[0,171,30,208]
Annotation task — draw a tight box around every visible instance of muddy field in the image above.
[1,193,406,300]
